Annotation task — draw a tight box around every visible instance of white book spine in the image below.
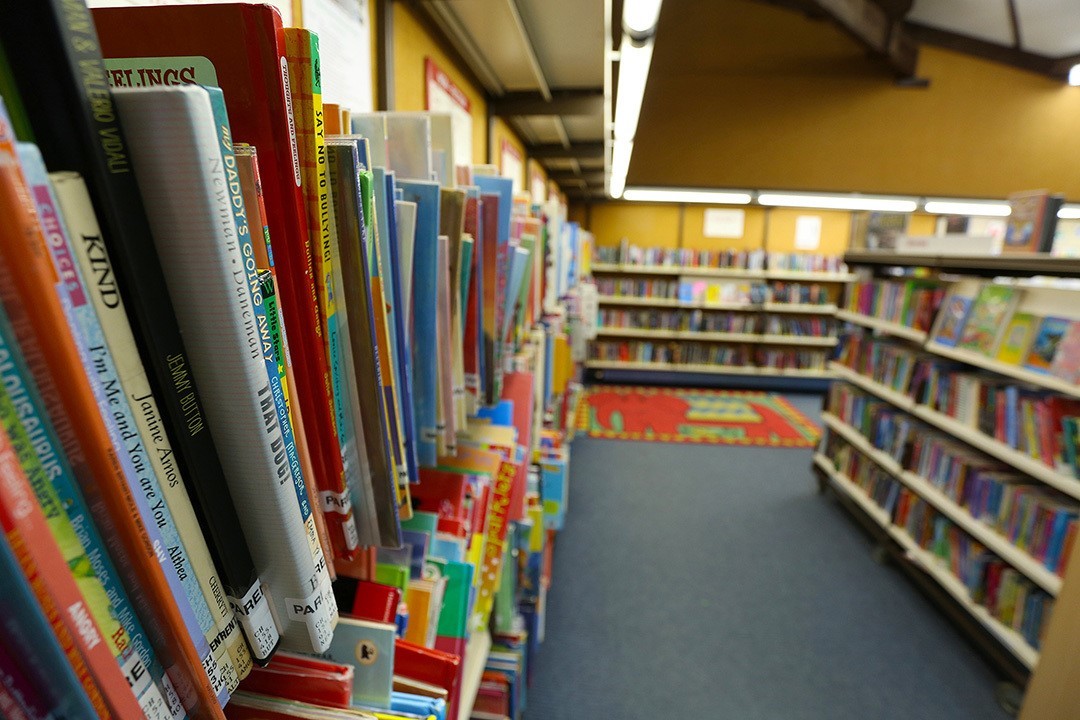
[53,172,254,682]
[114,85,337,654]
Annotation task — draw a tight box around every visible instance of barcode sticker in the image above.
[228,582,280,662]
[342,515,360,551]
[286,575,337,652]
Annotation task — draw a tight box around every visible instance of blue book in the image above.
[398,179,442,467]
[0,531,101,719]
[390,691,447,720]
[468,186,486,409]
[401,528,431,579]
[477,400,515,426]
[376,168,420,486]
[502,246,531,340]
[323,617,396,709]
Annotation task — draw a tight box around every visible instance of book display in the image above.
[587,243,852,382]
[817,251,1080,683]
[0,2,586,719]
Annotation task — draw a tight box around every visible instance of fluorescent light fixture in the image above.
[623,0,663,35]
[610,140,632,199]
[613,36,654,141]
[923,199,1012,217]
[757,192,918,212]
[623,187,752,204]
[1059,204,1080,219]
[1070,64,1080,86]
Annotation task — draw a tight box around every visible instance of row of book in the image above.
[598,309,759,333]
[826,384,1078,577]
[933,283,1080,384]
[761,316,836,337]
[595,243,847,273]
[595,278,836,306]
[596,244,767,269]
[0,3,586,719]
[844,278,945,332]
[823,431,1055,650]
[589,341,828,369]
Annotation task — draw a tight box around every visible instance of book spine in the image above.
[0,424,120,719]
[49,172,251,687]
[114,85,335,654]
[283,30,358,561]
[235,144,335,579]
[8,0,272,682]
[0,621,52,720]
[210,91,340,651]
[0,299,183,720]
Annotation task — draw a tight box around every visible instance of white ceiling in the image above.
[909,0,1080,57]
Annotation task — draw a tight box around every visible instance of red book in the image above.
[500,371,535,521]
[1046,397,1080,465]
[238,652,353,709]
[479,194,500,405]
[412,468,469,523]
[433,635,466,720]
[350,581,402,625]
[93,3,356,561]
[393,639,460,702]
[1058,523,1078,575]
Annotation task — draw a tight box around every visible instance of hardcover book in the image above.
[1049,321,1080,385]
[957,285,1021,355]
[114,85,337,654]
[322,617,396,710]
[1025,317,1072,374]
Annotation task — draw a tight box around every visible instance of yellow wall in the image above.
[765,209,850,254]
[635,45,1080,199]
[392,2,488,165]
[681,206,766,252]
[587,203,681,247]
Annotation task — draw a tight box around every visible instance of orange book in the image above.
[0,119,224,717]
[0,425,114,718]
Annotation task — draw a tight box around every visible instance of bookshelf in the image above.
[817,251,1080,690]
[588,249,848,387]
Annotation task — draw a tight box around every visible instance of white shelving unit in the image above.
[596,295,838,315]
[584,360,834,378]
[591,262,857,283]
[835,309,929,342]
[813,450,1041,669]
[457,630,492,720]
[594,327,837,347]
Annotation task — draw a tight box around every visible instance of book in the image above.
[238,652,353,710]
[322,617,397,710]
[0,97,223,716]
[0,528,100,718]
[94,3,355,565]
[1,0,277,671]
[326,138,402,549]
[1025,316,1072,374]
[113,84,337,653]
[957,285,1020,355]
[54,169,254,687]
[1003,190,1059,254]
[996,312,1038,365]
[19,143,240,698]
[1050,321,1080,385]
[932,294,974,348]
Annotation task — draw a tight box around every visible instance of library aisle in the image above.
[529,394,1008,720]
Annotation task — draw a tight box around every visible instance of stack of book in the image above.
[0,3,585,719]
[844,278,945,332]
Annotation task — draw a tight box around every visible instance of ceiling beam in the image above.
[490,89,605,117]
[528,142,605,159]
[1006,0,1021,49]
[906,22,1063,79]
[804,0,919,78]
[546,171,606,184]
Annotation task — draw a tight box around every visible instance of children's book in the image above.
[1025,317,1073,374]
[1049,320,1080,384]
[996,312,1039,365]
[957,285,1020,355]
[933,294,974,348]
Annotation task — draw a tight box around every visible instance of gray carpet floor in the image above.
[526,393,1010,719]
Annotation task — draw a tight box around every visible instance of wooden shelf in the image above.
[924,341,1080,401]
[584,360,833,378]
[595,327,837,346]
[844,251,1080,280]
[835,310,929,342]
[458,630,492,720]
[820,413,1063,595]
[814,450,1041,669]
[596,295,838,314]
[591,263,855,282]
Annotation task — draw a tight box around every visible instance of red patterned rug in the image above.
[576,386,821,446]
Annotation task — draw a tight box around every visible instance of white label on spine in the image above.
[343,515,360,551]
[286,575,336,652]
[228,582,280,661]
[201,649,227,697]
[319,489,353,515]
[121,651,172,720]
[159,672,185,720]
[422,427,439,442]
